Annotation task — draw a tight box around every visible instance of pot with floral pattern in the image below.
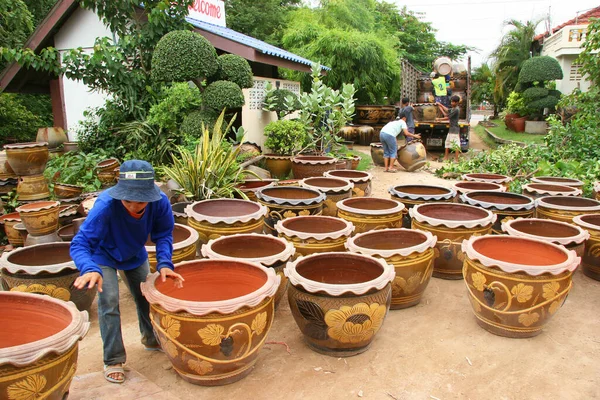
[453,181,505,201]
[291,156,337,179]
[573,214,600,281]
[0,291,89,400]
[535,196,600,224]
[336,197,405,234]
[0,242,97,311]
[235,179,278,202]
[16,174,50,201]
[410,203,496,280]
[201,233,295,307]
[0,212,23,247]
[522,183,582,199]
[461,191,535,234]
[300,177,353,217]
[462,173,512,188]
[324,170,373,197]
[255,186,325,236]
[284,252,395,356]
[462,235,579,338]
[531,176,584,189]
[16,201,60,237]
[4,142,49,176]
[141,259,280,385]
[389,184,456,228]
[275,216,354,258]
[346,229,437,309]
[145,223,199,273]
[185,199,267,245]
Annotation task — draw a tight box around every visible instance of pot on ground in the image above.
[460,191,535,234]
[573,214,600,281]
[0,212,23,247]
[300,177,353,217]
[462,173,512,188]
[535,196,600,224]
[522,183,581,199]
[398,141,427,172]
[0,151,16,180]
[57,224,76,241]
[324,170,373,197]
[235,179,278,202]
[453,181,505,201]
[291,156,337,179]
[370,143,384,167]
[145,223,199,273]
[264,154,292,179]
[531,176,584,189]
[62,142,80,153]
[336,197,405,234]
[53,183,83,199]
[172,202,192,225]
[389,184,456,228]
[95,158,120,173]
[16,201,60,236]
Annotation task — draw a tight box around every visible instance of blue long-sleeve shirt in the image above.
[70,191,175,276]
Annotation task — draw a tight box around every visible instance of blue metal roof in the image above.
[187,17,330,70]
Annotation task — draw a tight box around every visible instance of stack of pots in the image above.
[15,200,61,246]
[4,142,50,200]
[324,170,373,197]
[0,150,17,197]
[96,158,120,187]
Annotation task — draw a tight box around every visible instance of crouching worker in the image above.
[71,160,184,384]
[379,112,421,172]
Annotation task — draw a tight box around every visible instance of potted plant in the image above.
[263,119,309,179]
[505,91,529,132]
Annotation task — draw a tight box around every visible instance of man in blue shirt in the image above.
[71,159,184,384]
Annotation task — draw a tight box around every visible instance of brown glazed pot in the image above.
[356,125,375,146]
[346,229,437,309]
[0,151,16,180]
[285,252,395,357]
[4,142,49,176]
[522,183,581,199]
[201,233,295,308]
[36,127,68,150]
[355,105,381,124]
[531,176,584,189]
[397,141,427,172]
[409,203,496,280]
[300,177,353,217]
[351,155,361,170]
[324,170,373,197]
[97,171,116,187]
[379,106,396,123]
[336,197,405,234]
[389,184,456,228]
[17,174,50,201]
[461,191,535,234]
[53,183,83,199]
[16,201,60,237]
[0,242,97,311]
[370,142,385,166]
[0,292,89,400]
[453,181,505,201]
[141,259,279,386]
[535,196,600,224]
[186,199,267,245]
[573,214,600,281]
[512,116,527,132]
[291,156,337,179]
[57,224,76,241]
[145,224,199,273]
[96,158,120,172]
[0,212,23,247]
[255,186,325,235]
[172,201,192,225]
[338,126,359,144]
[264,154,293,179]
[235,179,278,202]
[275,216,354,258]
[62,142,80,153]
[463,235,579,338]
[462,173,512,188]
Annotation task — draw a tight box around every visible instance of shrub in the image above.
[151,30,218,83]
[522,87,548,101]
[147,83,202,131]
[203,81,245,112]
[264,119,308,155]
[518,56,563,84]
[181,109,218,136]
[528,96,559,111]
[506,91,529,115]
[215,54,254,89]
[263,89,301,117]
[0,93,46,143]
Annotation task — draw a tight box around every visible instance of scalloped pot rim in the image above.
[336,197,405,216]
[502,217,589,245]
[346,228,437,258]
[531,176,584,187]
[4,142,49,149]
[141,259,280,315]
[535,196,600,211]
[185,198,267,224]
[284,252,396,296]
[275,216,355,240]
[292,156,337,165]
[523,183,582,196]
[462,173,512,184]
[300,177,354,194]
[0,242,76,274]
[388,184,456,201]
[255,187,326,206]
[460,192,535,211]
[201,233,295,266]
[573,215,600,232]
[0,292,89,367]
[461,235,580,276]
[16,200,60,214]
[410,202,496,228]
[324,170,373,183]
[452,181,506,192]
[145,223,199,252]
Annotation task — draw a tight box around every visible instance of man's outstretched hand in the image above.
[160,268,185,289]
[74,272,103,292]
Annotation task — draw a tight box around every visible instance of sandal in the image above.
[144,345,163,352]
[104,364,125,384]
[384,169,398,173]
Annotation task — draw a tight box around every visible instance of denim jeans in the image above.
[98,261,158,365]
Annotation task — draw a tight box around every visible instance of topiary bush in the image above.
[203,81,245,112]
[181,109,218,136]
[518,56,563,84]
[215,54,254,89]
[528,96,559,111]
[151,30,218,83]
[522,87,548,101]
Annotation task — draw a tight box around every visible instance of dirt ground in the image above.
[69,133,600,400]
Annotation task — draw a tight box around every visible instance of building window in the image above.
[569,63,583,81]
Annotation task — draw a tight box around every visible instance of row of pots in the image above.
[264,155,360,180]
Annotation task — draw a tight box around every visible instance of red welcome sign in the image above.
[188,0,226,27]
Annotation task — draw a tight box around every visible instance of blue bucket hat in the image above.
[107,160,162,202]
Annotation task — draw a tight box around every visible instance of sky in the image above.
[393,0,600,68]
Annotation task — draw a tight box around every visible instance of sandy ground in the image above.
[68,130,600,400]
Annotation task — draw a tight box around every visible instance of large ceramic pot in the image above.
[502,218,589,258]
[512,116,527,132]
[338,126,358,143]
[97,171,116,187]
[235,179,278,202]
[357,126,375,146]
[16,201,60,237]
[145,223,199,273]
[324,170,373,197]
[291,156,337,179]
[573,214,600,281]
[16,174,50,201]
[285,252,394,356]
[4,142,49,176]
[336,197,405,234]
[531,176,584,189]
[504,113,519,131]
[172,202,192,225]
[58,204,80,228]
[462,173,512,188]
[96,158,120,172]
[418,78,433,92]
[397,140,427,172]
[346,229,437,309]
[0,212,23,247]
[370,142,384,167]
[186,199,267,245]
[201,233,295,307]
[535,196,600,224]
[0,151,16,180]
[522,183,581,199]
[53,183,83,199]
[410,203,496,280]
[0,242,97,311]
[25,232,62,247]
[356,106,381,124]
[141,259,280,386]
[264,155,293,179]
[300,177,353,217]
[0,292,89,400]
[255,186,325,236]
[460,191,535,234]
[389,184,455,228]
[62,142,80,153]
[379,106,396,123]
[453,181,505,201]
[57,224,76,241]
[462,235,579,338]
[36,127,68,150]
[275,216,354,258]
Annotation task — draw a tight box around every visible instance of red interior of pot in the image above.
[146,225,191,246]
[17,201,58,212]
[296,254,383,284]
[510,219,580,238]
[171,202,192,214]
[354,230,427,250]
[192,199,260,217]
[528,183,577,192]
[341,197,399,211]
[238,181,273,190]
[466,173,507,180]
[0,212,20,223]
[261,187,321,200]
[0,294,72,348]
[304,178,347,188]
[210,235,286,258]
[58,224,75,238]
[536,177,578,184]
[328,170,369,179]
[467,192,531,205]
[418,203,489,221]
[455,182,502,190]
[542,197,600,207]
[579,214,600,227]
[155,261,267,301]
[473,237,567,266]
[7,242,72,266]
[282,216,348,234]
[394,185,451,196]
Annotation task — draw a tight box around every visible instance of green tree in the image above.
[578,18,600,86]
[471,63,501,117]
[22,0,57,26]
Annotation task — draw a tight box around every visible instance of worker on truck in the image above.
[431,72,449,108]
